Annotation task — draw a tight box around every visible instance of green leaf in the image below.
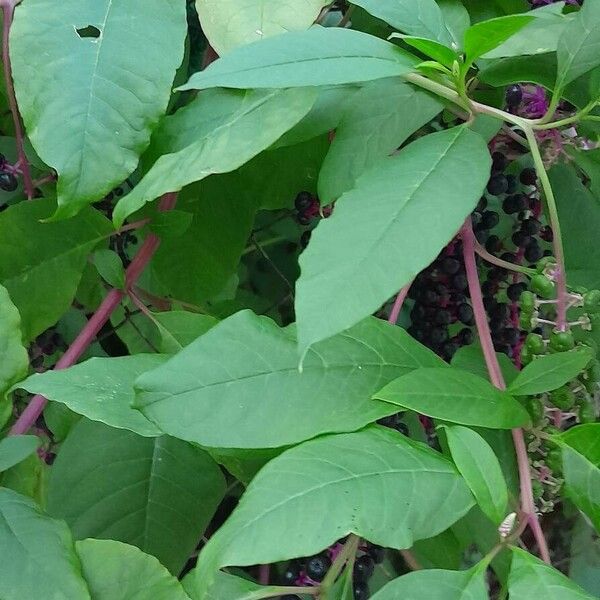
[318,78,444,203]
[177,27,418,91]
[182,571,281,600]
[559,424,600,531]
[0,488,90,599]
[1,453,48,506]
[153,312,218,353]
[11,0,187,219]
[437,0,471,46]
[395,36,458,67]
[350,0,454,44]
[552,163,600,290]
[148,211,193,239]
[556,0,600,90]
[93,249,125,290]
[76,539,190,600]
[374,367,531,429]
[0,284,28,396]
[113,88,315,227]
[371,565,488,600]
[134,311,443,449]
[47,419,227,574]
[187,427,473,599]
[195,0,328,55]
[567,147,600,198]
[464,15,533,62]
[15,355,167,437]
[570,516,600,597]
[443,425,508,525]
[0,199,112,341]
[451,343,518,385]
[296,127,491,354]
[508,347,593,396]
[509,547,597,600]
[0,435,40,472]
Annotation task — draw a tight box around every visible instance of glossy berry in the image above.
[550,386,576,410]
[441,257,461,275]
[453,273,468,292]
[0,172,18,192]
[520,168,537,186]
[485,235,502,254]
[583,290,600,313]
[525,333,545,355]
[435,310,451,325]
[512,230,532,248]
[457,303,474,325]
[524,243,544,263]
[281,561,301,585]
[492,151,509,172]
[503,194,527,214]
[294,191,313,212]
[458,327,474,345]
[506,84,523,107]
[354,582,369,600]
[480,210,499,229]
[521,219,542,235]
[507,283,526,302]
[506,174,518,194]
[501,327,520,345]
[530,274,554,299]
[306,554,331,582]
[487,174,509,196]
[549,330,575,352]
[354,555,375,582]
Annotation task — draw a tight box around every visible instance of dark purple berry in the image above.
[452,273,468,292]
[420,289,440,306]
[506,85,523,107]
[378,413,400,428]
[520,168,537,186]
[441,257,461,275]
[502,194,527,214]
[521,219,541,235]
[491,302,510,321]
[485,235,502,254]
[524,243,544,263]
[506,174,518,194]
[512,230,533,248]
[487,174,509,196]
[501,327,520,345]
[435,310,452,326]
[500,252,516,263]
[480,210,499,230]
[540,226,553,242]
[306,554,331,582]
[296,214,312,226]
[457,303,474,325]
[354,582,369,600]
[507,283,526,302]
[0,172,18,192]
[492,151,508,173]
[441,341,459,360]
[354,555,375,582]
[281,561,301,585]
[294,191,313,212]
[430,327,449,345]
[458,328,474,345]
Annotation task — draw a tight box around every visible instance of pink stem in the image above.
[9,193,177,435]
[461,219,551,564]
[259,564,270,585]
[1,3,34,200]
[388,281,413,325]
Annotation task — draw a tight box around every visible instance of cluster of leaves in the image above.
[1,0,600,599]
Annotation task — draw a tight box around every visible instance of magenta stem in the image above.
[1,3,34,200]
[388,281,413,325]
[461,219,551,564]
[259,564,270,585]
[9,193,177,435]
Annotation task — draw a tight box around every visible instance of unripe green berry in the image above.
[531,480,544,500]
[521,344,533,366]
[545,447,562,473]
[549,329,575,352]
[525,333,545,355]
[536,256,556,273]
[520,291,536,311]
[526,397,545,423]
[579,401,596,424]
[584,290,600,314]
[531,274,555,299]
[549,386,575,410]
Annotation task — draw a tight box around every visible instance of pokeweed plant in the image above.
[1,0,600,598]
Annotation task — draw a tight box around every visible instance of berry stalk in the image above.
[9,192,177,435]
[461,219,551,564]
[388,281,413,325]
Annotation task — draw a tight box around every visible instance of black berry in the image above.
[480,210,499,230]
[492,151,508,173]
[354,581,369,600]
[0,172,18,192]
[506,84,523,107]
[502,194,527,214]
[281,561,301,585]
[507,282,526,301]
[441,257,461,275]
[457,303,474,325]
[354,555,375,582]
[524,243,544,263]
[487,174,509,196]
[520,168,537,186]
[306,554,331,582]
[294,191,313,212]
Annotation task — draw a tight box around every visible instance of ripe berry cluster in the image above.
[279,541,383,599]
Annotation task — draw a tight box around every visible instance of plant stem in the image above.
[522,127,568,332]
[9,192,177,435]
[461,219,551,565]
[1,3,34,199]
[319,535,360,595]
[388,281,413,325]
[400,549,422,571]
[473,240,535,275]
[258,564,270,586]
[246,586,320,599]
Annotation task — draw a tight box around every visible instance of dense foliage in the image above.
[1,0,600,598]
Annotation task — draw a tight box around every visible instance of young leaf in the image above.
[133,311,444,449]
[47,419,227,575]
[1,453,48,506]
[374,367,531,429]
[0,199,112,341]
[0,435,40,472]
[76,539,190,600]
[0,284,28,397]
[395,36,458,67]
[451,343,519,385]
[318,78,444,203]
[350,0,454,44]
[556,0,600,90]
[177,27,418,91]
[195,0,329,55]
[370,565,488,600]
[508,347,593,397]
[443,425,509,525]
[463,15,533,63]
[113,88,315,227]
[11,0,187,219]
[187,427,474,599]
[437,0,471,46]
[14,355,167,437]
[93,249,125,290]
[509,547,597,600]
[0,488,90,599]
[296,126,491,355]
[153,312,218,353]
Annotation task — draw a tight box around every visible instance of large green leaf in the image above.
[187,427,474,599]
[0,284,28,396]
[318,78,443,203]
[183,571,282,600]
[195,0,328,55]
[0,488,90,599]
[570,516,600,597]
[371,565,488,600]
[508,347,593,397]
[509,547,597,600]
[76,539,190,600]
[178,27,418,91]
[350,0,454,44]
[15,355,167,437]
[296,126,491,354]
[559,424,600,532]
[443,425,508,525]
[47,419,227,575]
[552,163,600,290]
[556,0,600,90]
[437,0,471,45]
[0,199,112,341]
[11,0,187,219]
[134,310,443,449]
[0,453,48,506]
[451,343,518,385]
[113,88,315,226]
[374,367,531,429]
[0,435,40,472]
[153,312,218,353]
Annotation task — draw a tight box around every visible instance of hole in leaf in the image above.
[76,25,101,39]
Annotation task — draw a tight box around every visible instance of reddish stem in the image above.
[259,564,270,585]
[388,281,413,325]
[461,219,551,564]
[1,3,34,200]
[9,193,177,435]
